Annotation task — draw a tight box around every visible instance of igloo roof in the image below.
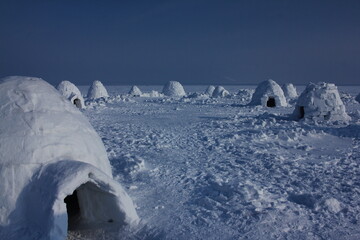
[212,86,229,98]
[162,81,186,97]
[87,80,109,99]
[0,76,138,239]
[129,85,142,96]
[205,85,215,96]
[293,82,351,122]
[249,79,287,107]
[282,83,298,99]
[56,80,85,108]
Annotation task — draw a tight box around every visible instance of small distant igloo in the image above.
[212,86,229,98]
[293,82,351,122]
[282,83,298,99]
[249,79,287,107]
[129,86,142,97]
[87,80,109,100]
[162,81,186,97]
[205,85,215,96]
[0,76,139,239]
[56,80,85,109]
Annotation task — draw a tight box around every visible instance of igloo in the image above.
[162,81,186,97]
[212,86,229,98]
[205,85,215,96]
[129,85,142,97]
[56,80,85,109]
[292,82,351,122]
[87,80,109,100]
[249,79,287,107]
[282,83,298,99]
[0,76,139,240]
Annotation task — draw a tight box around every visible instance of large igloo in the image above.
[0,76,139,240]
[282,83,298,99]
[56,80,85,109]
[87,80,109,100]
[292,82,351,122]
[129,85,142,97]
[249,79,287,107]
[162,81,186,97]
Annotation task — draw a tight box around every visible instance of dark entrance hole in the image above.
[64,190,80,230]
[266,97,276,107]
[299,106,305,119]
[73,98,82,109]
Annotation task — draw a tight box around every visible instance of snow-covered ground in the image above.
[76,85,360,239]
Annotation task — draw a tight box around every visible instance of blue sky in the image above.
[0,0,359,85]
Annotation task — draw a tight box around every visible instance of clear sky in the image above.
[0,0,359,86]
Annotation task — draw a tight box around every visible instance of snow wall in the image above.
[56,80,85,109]
[0,76,139,240]
[249,79,287,107]
[87,80,109,100]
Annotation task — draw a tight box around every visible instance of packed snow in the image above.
[87,80,109,100]
[249,79,287,107]
[282,83,298,100]
[1,79,360,240]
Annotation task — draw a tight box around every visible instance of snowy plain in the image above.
[72,85,360,240]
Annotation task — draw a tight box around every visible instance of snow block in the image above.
[0,76,139,240]
[162,81,186,97]
[56,80,85,109]
[87,80,109,100]
[249,79,287,107]
[292,82,351,122]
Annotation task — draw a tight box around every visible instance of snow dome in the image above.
[162,81,186,97]
[56,80,85,109]
[0,76,139,239]
[282,83,298,99]
[129,85,142,96]
[293,82,351,122]
[249,79,287,107]
[212,86,229,98]
[205,85,215,96]
[87,80,109,100]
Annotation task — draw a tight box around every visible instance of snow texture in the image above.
[129,86,142,97]
[282,83,298,99]
[0,76,138,240]
[204,85,215,96]
[162,81,186,97]
[212,86,229,98]
[293,82,351,122]
[87,80,109,100]
[249,79,287,107]
[56,80,85,109]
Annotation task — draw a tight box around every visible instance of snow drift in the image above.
[87,80,109,100]
[56,80,85,109]
[292,82,351,122]
[0,76,138,240]
[162,81,186,97]
[249,79,287,107]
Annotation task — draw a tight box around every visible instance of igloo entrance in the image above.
[64,181,125,231]
[73,98,82,109]
[267,97,276,107]
[299,106,305,119]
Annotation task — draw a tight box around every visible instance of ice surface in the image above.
[249,79,287,107]
[87,80,109,100]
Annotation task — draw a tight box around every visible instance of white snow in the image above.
[249,79,287,107]
[212,86,229,98]
[128,86,142,97]
[204,85,215,96]
[162,81,186,97]
[282,83,298,99]
[56,80,85,109]
[87,80,109,100]
[293,82,351,122]
[0,76,138,240]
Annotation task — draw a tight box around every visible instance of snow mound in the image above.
[356,93,360,103]
[87,80,109,100]
[56,80,85,109]
[129,86,142,97]
[212,86,229,98]
[282,83,298,99]
[249,79,287,107]
[162,81,186,97]
[0,76,138,240]
[204,85,215,96]
[292,82,351,122]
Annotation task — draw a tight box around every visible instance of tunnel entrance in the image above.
[299,106,305,119]
[64,190,81,230]
[266,97,276,107]
[73,98,82,109]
